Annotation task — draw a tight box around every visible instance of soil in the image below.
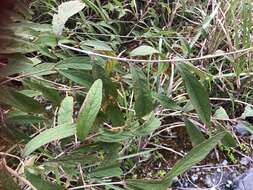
[134,116,253,189]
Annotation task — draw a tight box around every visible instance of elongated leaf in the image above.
[190,4,219,48]
[58,96,74,126]
[81,40,112,51]
[7,115,45,125]
[241,105,253,119]
[58,70,93,87]
[25,170,62,190]
[129,45,159,57]
[97,116,160,142]
[89,163,122,178]
[184,119,205,146]
[0,54,34,78]
[82,0,109,21]
[127,179,167,190]
[130,65,153,117]
[52,0,85,37]
[177,63,211,126]
[156,93,181,110]
[0,87,45,114]
[76,79,103,140]
[162,131,226,186]
[0,37,38,54]
[22,124,76,157]
[24,79,62,106]
[56,57,92,70]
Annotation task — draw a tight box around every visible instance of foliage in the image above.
[1,0,252,189]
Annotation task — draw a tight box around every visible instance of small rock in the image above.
[235,122,251,136]
[240,157,251,166]
[204,175,213,187]
[235,169,253,190]
[191,174,199,182]
[222,160,228,166]
[45,104,52,111]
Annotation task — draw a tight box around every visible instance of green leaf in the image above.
[129,45,159,57]
[190,4,219,48]
[0,54,33,78]
[184,119,205,147]
[241,105,253,119]
[89,163,122,178]
[7,115,45,125]
[0,37,38,54]
[130,65,153,117]
[217,124,236,148]
[36,32,57,48]
[81,40,113,51]
[156,93,181,110]
[162,131,226,186]
[22,124,76,157]
[97,116,160,142]
[25,170,62,190]
[126,179,167,190]
[45,143,103,177]
[24,79,62,106]
[58,70,93,87]
[82,0,109,21]
[58,96,74,126]
[0,88,45,114]
[56,57,92,70]
[177,63,211,126]
[106,104,125,126]
[214,107,229,120]
[52,0,85,37]
[92,63,118,98]
[76,79,103,140]
[135,114,161,136]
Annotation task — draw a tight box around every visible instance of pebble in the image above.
[191,174,199,182]
[222,160,228,166]
[204,175,213,187]
[240,157,251,166]
[235,169,253,190]
[235,122,251,136]
[45,104,52,110]
[216,168,221,172]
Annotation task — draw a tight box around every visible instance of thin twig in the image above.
[58,43,253,63]
[2,158,37,190]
